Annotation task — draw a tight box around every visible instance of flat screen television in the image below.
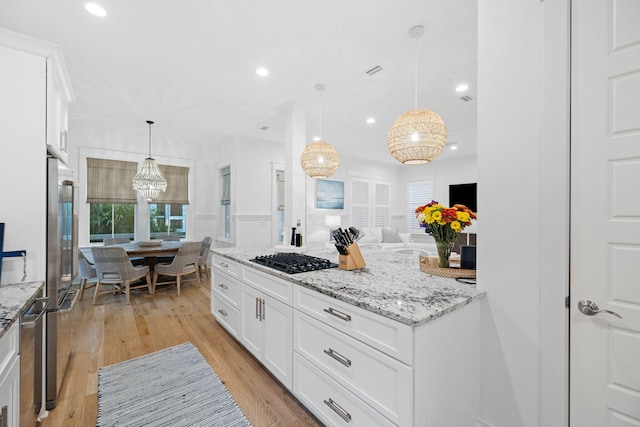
[449,183,477,213]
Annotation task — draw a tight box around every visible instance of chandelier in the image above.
[301,83,340,178]
[132,120,167,199]
[388,25,447,165]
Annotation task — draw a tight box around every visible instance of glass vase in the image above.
[436,240,456,268]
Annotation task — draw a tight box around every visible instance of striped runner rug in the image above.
[97,342,252,427]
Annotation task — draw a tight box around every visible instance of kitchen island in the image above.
[211,246,485,426]
[0,281,44,338]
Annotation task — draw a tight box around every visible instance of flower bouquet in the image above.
[415,201,477,268]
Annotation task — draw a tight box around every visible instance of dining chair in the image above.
[90,246,152,305]
[104,237,131,245]
[77,250,97,301]
[197,236,213,280]
[153,241,201,296]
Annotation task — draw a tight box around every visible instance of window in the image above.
[408,179,433,231]
[149,203,186,238]
[221,166,231,239]
[276,169,285,244]
[87,158,137,242]
[350,178,390,228]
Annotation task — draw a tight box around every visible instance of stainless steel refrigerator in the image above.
[45,156,78,410]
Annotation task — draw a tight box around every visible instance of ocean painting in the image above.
[316,179,344,209]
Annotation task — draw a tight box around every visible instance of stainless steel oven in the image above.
[20,289,49,426]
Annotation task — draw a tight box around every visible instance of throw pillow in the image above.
[382,227,402,243]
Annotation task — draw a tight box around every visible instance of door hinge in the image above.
[565,296,570,309]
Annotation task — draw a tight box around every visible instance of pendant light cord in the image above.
[414,38,418,109]
[147,120,154,157]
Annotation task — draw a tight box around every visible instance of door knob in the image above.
[577,300,622,319]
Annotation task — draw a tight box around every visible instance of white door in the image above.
[239,285,263,360]
[262,294,293,389]
[571,0,640,425]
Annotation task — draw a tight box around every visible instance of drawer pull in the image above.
[217,308,228,317]
[217,282,229,290]
[323,348,352,367]
[323,307,352,322]
[324,398,351,423]
[219,261,229,268]
[256,298,260,319]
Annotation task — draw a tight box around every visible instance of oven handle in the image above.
[20,297,50,328]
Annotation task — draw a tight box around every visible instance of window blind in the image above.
[86,158,138,204]
[408,180,432,230]
[153,165,189,204]
[276,170,285,211]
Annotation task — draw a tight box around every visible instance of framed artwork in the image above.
[316,179,344,209]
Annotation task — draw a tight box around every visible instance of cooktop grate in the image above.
[250,253,338,274]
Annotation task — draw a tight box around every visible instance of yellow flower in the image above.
[451,221,462,232]
[456,211,470,222]
[432,211,442,222]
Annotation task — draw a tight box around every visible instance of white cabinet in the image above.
[46,54,72,164]
[239,282,292,389]
[211,256,293,390]
[0,323,20,427]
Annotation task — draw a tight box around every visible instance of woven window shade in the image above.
[87,158,138,204]
[153,165,189,204]
[221,166,231,205]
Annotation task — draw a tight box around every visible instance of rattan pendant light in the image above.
[132,120,167,200]
[301,84,340,178]
[388,25,447,165]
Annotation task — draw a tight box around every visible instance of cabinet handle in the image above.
[261,299,266,320]
[219,261,229,268]
[323,307,352,322]
[256,298,260,319]
[0,405,7,427]
[323,398,351,423]
[217,282,228,290]
[217,308,228,317]
[323,348,352,367]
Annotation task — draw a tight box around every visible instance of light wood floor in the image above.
[41,273,322,427]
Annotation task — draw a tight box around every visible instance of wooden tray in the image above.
[419,256,476,278]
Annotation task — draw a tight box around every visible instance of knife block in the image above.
[339,242,366,270]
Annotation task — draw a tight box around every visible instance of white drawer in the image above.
[212,294,240,338]
[293,286,413,364]
[0,323,19,374]
[242,266,292,305]
[294,311,412,426]
[212,255,241,278]
[293,352,396,427]
[212,270,242,306]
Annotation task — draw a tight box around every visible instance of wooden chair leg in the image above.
[205,266,210,281]
[92,281,101,305]
[194,269,202,288]
[152,272,159,294]
[79,277,87,301]
[146,272,153,294]
[124,280,131,305]
[176,274,181,296]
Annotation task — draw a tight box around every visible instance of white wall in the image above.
[0,45,47,284]
[68,125,219,246]
[477,1,569,426]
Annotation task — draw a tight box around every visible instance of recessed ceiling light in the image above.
[366,117,375,124]
[449,143,459,150]
[85,3,107,17]
[255,67,269,77]
[455,84,469,93]
[313,136,321,142]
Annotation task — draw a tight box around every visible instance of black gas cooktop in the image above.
[250,253,338,274]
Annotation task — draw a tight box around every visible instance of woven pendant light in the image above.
[132,120,167,200]
[301,83,340,178]
[388,25,447,165]
[301,140,340,179]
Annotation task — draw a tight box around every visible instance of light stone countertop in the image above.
[0,281,44,339]
[212,246,485,327]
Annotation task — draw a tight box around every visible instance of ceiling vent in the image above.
[460,95,473,102]
[365,65,383,76]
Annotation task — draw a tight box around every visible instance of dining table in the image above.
[80,240,183,272]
